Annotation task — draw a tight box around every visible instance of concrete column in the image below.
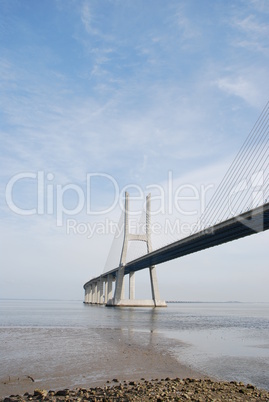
[149,265,161,305]
[93,282,97,303]
[146,193,161,305]
[104,277,108,304]
[121,275,125,299]
[114,266,125,302]
[99,278,104,304]
[108,275,113,300]
[113,192,129,304]
[146,193,153,253]
[92,283,94,303]
[129,272,135,300]
[86,287,90,303]
[97,280,100,304]
[89,284,93,303]
[119,192,129,266]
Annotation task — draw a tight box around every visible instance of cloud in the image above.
[232,14,269,54]
[80,1,94,35]
[214,75,259,105]
[212,64,269,108]
[0,48,228,187]
[175,6,200,42]
[237,15,268,35]
[249,0,269,13]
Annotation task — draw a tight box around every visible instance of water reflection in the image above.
[0,300,268,390]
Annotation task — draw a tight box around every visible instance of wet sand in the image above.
[0,327,202,398]
[1,327,269,400]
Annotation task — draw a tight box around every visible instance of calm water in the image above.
[0,300,268,391]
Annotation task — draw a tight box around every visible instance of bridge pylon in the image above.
[106,192,166,307]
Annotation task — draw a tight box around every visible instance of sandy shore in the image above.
[0,328,201,398]
[1,377,269,401]
[1,327,268,400]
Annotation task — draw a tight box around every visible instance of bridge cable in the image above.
[192,102,269,233]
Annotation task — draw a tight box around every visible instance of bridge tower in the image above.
[107,192,166,307]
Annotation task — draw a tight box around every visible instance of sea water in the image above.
[0,300,268,391]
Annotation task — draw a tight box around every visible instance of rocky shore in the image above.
[1,377,269,402]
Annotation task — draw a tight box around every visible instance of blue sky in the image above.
[0,0,269,301]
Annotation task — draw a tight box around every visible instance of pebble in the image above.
[1,378,269,401]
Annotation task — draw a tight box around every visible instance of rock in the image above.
[1,377,269,401]
[34,389,48,398]
[55,389,69,396]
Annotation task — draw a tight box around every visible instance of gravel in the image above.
[2,377,269,401]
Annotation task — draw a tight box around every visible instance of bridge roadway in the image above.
[88,202,269,284]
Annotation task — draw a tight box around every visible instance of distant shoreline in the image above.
[2,298,269,303]
[166,300,241,303]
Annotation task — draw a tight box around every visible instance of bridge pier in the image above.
[105,274,113,303]
[105,192,166,307]
[84,269,166,307]
[97,279,101,304]
[129,272,135,300]
[149,266,161,303]
[89,283,93,303]
[93,282,97,303]
[104,278,108,304]
[84,287,89,303]
[84,192,166,307]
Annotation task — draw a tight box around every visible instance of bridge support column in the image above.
[106,192,166,307]
[129,272,135,300]
[99,278,104,304]
[107,275,113,301]
[149,265,161,306]
[104,277,108,304]
[85,285,92,304]
[89,284,93,303]
[96,279,102,304]
[97,281,100,303]
[113,266,125,304]
[84,287,88,303]
[93,282,97,303]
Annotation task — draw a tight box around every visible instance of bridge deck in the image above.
[84,203,269,287]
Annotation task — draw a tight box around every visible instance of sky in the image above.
[0,0,269,302]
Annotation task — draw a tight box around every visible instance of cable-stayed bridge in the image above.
[83,102,269,307]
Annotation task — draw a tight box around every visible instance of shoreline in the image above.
[1,377,269,401]
[2,326,268,399]
[0,327,203,398]
[1,302,268,399]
